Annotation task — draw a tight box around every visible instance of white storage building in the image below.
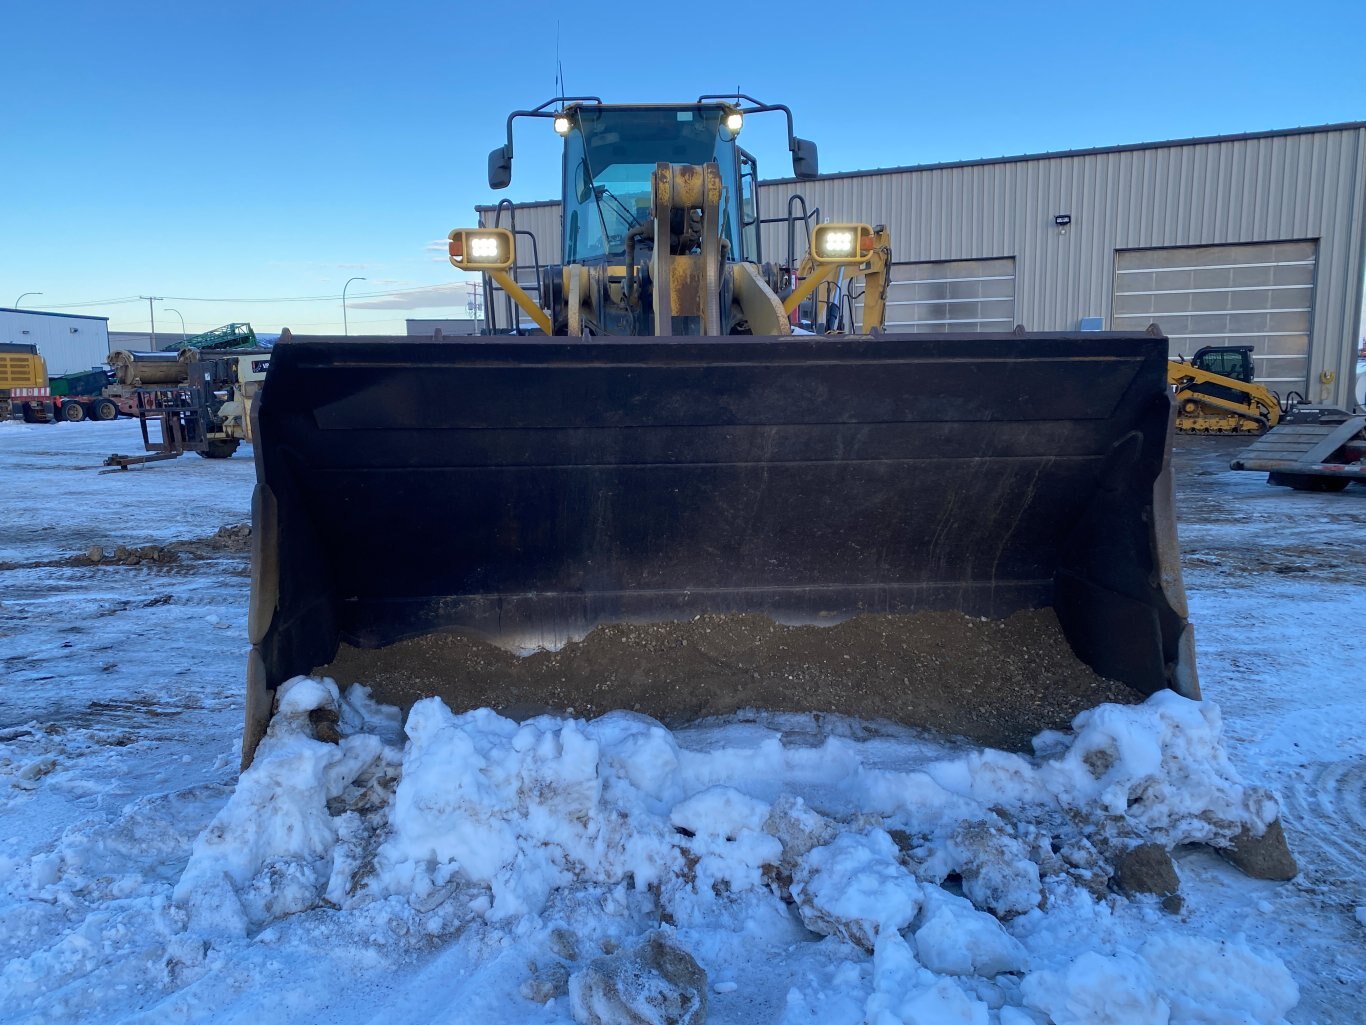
[0,309,111,376]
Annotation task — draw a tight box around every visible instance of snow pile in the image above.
[570,931,709,1025]
[912,885,1026,977]
[379,701,643,921]
[161,679,1299,1023]
[174,677,400,937]
[791,830,924,950]
[1039,692,1283,847]
[1018,938,1297,1025]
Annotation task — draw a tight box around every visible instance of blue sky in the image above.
[3,0,1362,336]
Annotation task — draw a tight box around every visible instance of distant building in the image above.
[405,318,480,337]
[0,308,110,375]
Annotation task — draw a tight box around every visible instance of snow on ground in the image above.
[1,420,1364,1024]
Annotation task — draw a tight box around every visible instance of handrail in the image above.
[490,201,522,332]
[757,193,819,286]
[488,200,547,334]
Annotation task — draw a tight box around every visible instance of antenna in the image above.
[555,23,566,101]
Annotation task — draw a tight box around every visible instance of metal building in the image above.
[478,121,1366,409]
[0,308,111,376]
[405,318,480,337]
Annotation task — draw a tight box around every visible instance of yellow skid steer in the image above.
[1168,345,1284,434]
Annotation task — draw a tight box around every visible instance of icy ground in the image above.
[2,419,1364,1025]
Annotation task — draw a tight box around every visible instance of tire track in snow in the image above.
[1280,758,1366,889]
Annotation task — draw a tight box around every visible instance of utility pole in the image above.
[140,296,164,349]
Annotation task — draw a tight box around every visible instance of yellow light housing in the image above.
[811,223,876,265]
[448,228,515,271]
[553,115,572,136]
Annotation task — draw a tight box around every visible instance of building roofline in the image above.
[761,120,1366,186]
[476,199,562,212]
[0,307,110,322]
[476,120,1366,209]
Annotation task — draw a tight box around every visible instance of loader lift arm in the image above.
[783,224,892,333]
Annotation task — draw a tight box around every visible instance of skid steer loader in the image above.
[243,96,1197,766]
[1167,345,1285,434]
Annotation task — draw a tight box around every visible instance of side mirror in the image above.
[792,137,819,179]
[488,145,512,190]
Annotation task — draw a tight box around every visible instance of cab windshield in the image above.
[562,106,741,264]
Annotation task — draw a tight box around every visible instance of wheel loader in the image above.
[242,96,1197,766]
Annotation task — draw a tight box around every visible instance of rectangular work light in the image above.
[811,223,876,265]
[448,228,516,271]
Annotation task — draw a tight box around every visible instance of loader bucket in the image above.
[244,331,1196,763]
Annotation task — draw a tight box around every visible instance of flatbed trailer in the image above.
[1230,407,1366,492]
[48,369,121,422]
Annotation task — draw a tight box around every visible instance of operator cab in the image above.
[1190,345,1255,384]
[486,95,818,269]
[1186,345,1258,405]
[558,104,755,265]
[472,95,823,336]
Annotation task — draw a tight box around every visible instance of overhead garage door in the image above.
[1112,241,1316,394]
[862,257,1016,333]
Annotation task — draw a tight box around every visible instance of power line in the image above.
[42,296,144,309]
[159,283,464,303]
[38,282,465,309]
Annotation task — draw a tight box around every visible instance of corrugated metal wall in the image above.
[477,202,562,331]
[478,124,1366,406]
[763,126,1366,407]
